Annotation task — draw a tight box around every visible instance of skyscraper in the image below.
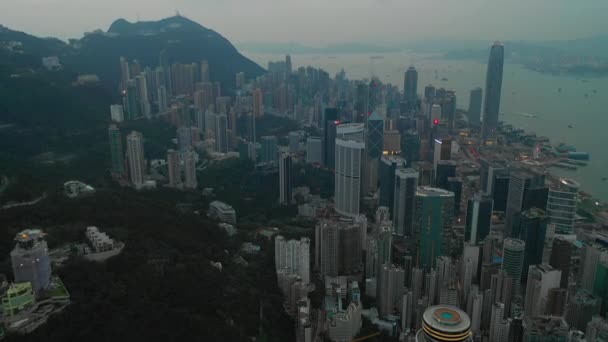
[546,178,579,234]
[108,124,124,176]
[501,238,525,300]
[504,171,545,238]
[415,187,455,270]
[10,229,52,295]
[279,153,293,205]
[366,111,384,159]
[549,237,572,289]
[323,107,338,168]
[253,88,264,117]
[183,150,197,190]
[523,264,562,318]
[167,149,181,188]
[379,155,407,212]
[404,66,418,110]
[275,236,310,284]
[481,42,505,139]
[465,194,493,244]
[378,265,405,318]
[513,208,547,278]
[468,87,482,126]
[393,168,418,236]
[566,290,602,331]
[126,131,145,189]
[334,138,365,217]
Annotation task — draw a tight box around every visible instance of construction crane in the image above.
[352,331,381,342]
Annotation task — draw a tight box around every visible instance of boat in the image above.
[441,77,448,81]
[568,124,574,128]
[558,88,562,92]
[602,177,607,181]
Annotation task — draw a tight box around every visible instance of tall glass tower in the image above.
[481,42,504,140]
[502,238,526,300]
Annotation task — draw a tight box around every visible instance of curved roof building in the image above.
[416,306,472,342]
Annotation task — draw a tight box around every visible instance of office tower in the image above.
[323,108,339,168]
[435,160,457,189]
[126,131,145,188]
[502,238,525,300]
[513,209,547,279]
[416,306,472,342]
[393,168,419,236]
[481,42,505,139]
[334,138,365,217]
[279,153,293,205]
[167,149,181,188]
[430,104,442,126]
[426,269,439,306]
[110,104,124,123]
[403,66,418,107]
[378,265,405,317]
[523,316,569,341]
[415,187,455,270]
[215,114,228,153]
[524,264,561,318]
[260,136,278,163]
[366,111,384,159]
[306,136,323,164]
[433,138,452,175]
[441,92,457,130]
[480,159,506,195]
[379,156,406,211]
[402,291,414,331]
[579,243,608,292]
[183,150,197,190]
[504,171,545,238]
[108,124,124,175]
[594,260,608,317]
[275,236,311,284]
[447,177,462,214]
[468,87,482,126]
[355,83,369,122]
[493,174,510,212]
[465,194,493,244]
[10,229,52,294]
[566,290,601,331]
[546,178,579,234]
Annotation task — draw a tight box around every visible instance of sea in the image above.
[243,52,608,201]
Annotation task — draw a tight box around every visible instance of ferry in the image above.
[520,112,536,118]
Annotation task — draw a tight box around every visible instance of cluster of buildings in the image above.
[1,230,70,336]
[103,40,608,341]
[260,42,608,342]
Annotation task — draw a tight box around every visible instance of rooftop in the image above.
[417,186,454,197]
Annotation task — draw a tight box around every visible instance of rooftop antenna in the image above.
[136,12,140,22]
[175,10,181,17]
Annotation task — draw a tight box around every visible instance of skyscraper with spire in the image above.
[481,42,504,139]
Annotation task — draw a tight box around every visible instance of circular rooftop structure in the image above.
[418,306,472,342]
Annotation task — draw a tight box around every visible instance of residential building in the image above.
[126,131,145,188]
[208,201,237,224]
[108,124,124,175]
[183,150,197,190]
[279,153,293,205]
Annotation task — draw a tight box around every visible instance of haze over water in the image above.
[246,52,608,201]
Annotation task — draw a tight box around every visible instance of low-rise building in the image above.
[208,201,237,224]
[63,181,95,198]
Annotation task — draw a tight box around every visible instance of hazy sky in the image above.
[1,0,607,44]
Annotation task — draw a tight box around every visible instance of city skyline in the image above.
[1,1,607,44]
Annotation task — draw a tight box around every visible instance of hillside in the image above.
[63,16,264,92]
